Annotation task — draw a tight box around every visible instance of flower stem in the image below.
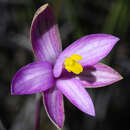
[34,94,41,130]
[57,128,62,130]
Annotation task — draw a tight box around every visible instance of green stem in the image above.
[34,94,41,130]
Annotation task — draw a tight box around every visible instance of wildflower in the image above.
[11,4,123,128]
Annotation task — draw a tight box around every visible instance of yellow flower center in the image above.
[64,54,83,74]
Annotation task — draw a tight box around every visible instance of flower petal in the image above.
[11,62,54,95]
[31,4,62,64]
[53,34,119,77]
[56,78,95,116]
[74,63,123,88]
[43,87,64,128]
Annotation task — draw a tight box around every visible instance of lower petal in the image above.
[56,78,95,116]
[11,61,54,95]
[43,87,64,128]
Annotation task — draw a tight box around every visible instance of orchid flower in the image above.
[11,4,123,129]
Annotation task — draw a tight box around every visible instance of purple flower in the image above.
[11,4,123,128]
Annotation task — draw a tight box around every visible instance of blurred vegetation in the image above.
[0,0,130,130]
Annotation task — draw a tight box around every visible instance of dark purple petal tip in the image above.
[31,4,62,64]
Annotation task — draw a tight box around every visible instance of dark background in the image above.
[0,0,130,130]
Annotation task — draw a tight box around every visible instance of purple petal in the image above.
[56,78,95,116]
[53,34,119,77]
[31,4,62,64]
[43,87,64,128]
[74,63,123,88]
[11,62,54,95]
